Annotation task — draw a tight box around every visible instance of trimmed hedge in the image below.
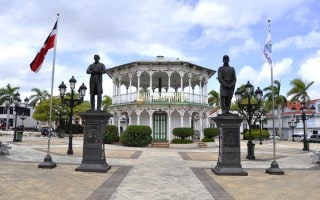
[172,127,194,140]
[104,125,119,144]
[243,129,269,140]
[171,139,193,144]
[120,125,152,147]
[201,128,220,142]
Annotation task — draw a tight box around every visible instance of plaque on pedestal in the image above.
[212,114,248,176]
[75,111,112,173]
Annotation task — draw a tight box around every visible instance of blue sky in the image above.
[1,0,320,102]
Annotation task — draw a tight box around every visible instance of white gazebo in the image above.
[106,56,216,141]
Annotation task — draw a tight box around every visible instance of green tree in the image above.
[208,90,219,107]
[0,83,20,105]
[29,88,50,107]
[287,79,314,104]
[102,95,112,111]
[263,80,287,138]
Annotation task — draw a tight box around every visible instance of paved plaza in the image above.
[0,131,320,200]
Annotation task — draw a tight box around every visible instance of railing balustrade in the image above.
[112,92,206,105]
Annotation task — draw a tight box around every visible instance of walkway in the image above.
[0,133,320,200]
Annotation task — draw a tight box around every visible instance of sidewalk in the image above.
[0,134,320,200]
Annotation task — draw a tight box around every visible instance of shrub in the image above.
[202,137,214,142]
[120,125,152,147]
[172,128,194,139]
[244,129,269,140]
[201,128,219,142]
[171,139,193,144]
[104,125,119,144]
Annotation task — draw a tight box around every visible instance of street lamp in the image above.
[288,111,298,141]
[235,81,263,160]
[255,109,265,145]
[290,101,315,151]
[59,76,87,155]
[19,97,30,130]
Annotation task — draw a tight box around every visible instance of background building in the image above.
[106,56,215,141]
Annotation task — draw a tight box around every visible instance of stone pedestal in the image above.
[75,110,112,173]
[212,114,248,176]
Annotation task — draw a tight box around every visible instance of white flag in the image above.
[263,31,272,65]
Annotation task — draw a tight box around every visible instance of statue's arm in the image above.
[87,65,93,74]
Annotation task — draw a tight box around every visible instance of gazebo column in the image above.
[118,77,122,104]
[117,113,121,136]
[147,108,153,132]
[168,106,172,141]
[127,110,133,125]
[203,77,208,104]
[188,74,192,102]
[135,109,143,125]
[199,114,203,139]
[187,109,192,128]
[129,74,132,102]
[199,79,202,104]
[167,72,172,102]
[149,71,154,102]
[137,73,141,98]
[178,109,185,127]
[113,80,117,104]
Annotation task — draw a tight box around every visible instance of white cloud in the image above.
[276,31,320,50]
[237,58,293,89]
[0,0,318,101]
[298,50,320,99]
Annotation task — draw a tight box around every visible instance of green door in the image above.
[153,113,167,141]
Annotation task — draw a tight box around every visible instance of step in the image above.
[151,142,169,148]
[197,142,207,148]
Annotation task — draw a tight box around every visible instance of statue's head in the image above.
[223,55,229,64]
[94,54,100,62]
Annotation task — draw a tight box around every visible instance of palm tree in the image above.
[0,84,20,130]
[208,90,219,107]
[263,80,288,138]
[287,79,314,104]
[0,83,20,105]
[102,95,112,111]
[29,88,50,107]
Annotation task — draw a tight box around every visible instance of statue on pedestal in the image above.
[217,55,236,114]
[86,54,106,111]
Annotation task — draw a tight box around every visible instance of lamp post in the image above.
[59,76,87,155]
[235,81,263,160]
[19,97,30,130]
[288,114,298,142]
[256,110,265,145]
[11,92,21,142]
[291,101,315,151]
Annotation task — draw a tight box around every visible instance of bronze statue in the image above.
[86,54,106,111]
[217,55,236,114]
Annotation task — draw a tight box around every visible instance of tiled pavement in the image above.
[0,132,320,200]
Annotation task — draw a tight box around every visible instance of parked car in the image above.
[308,134,320,143]
[291,134,304,142]
[40,127,54,136]
[269,135,280,140]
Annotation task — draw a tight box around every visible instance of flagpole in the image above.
[38,13,59,169]
[266,19,284,175]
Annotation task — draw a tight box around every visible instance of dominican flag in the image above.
[263,30,272,65]
[30,21,57,72]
